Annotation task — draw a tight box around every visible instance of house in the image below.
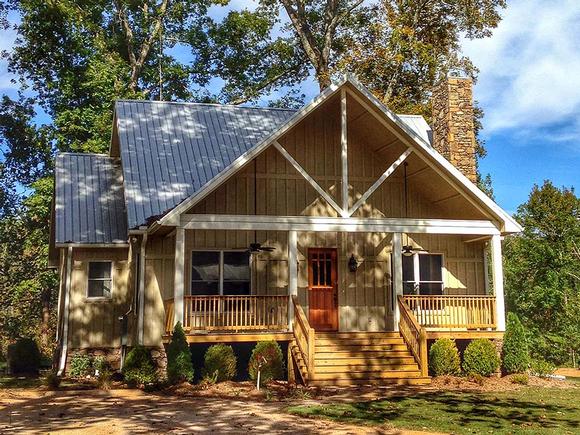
[50,75,521,386]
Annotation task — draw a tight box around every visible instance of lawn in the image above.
[288,387,580,434]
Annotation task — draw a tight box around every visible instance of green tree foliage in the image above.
[7,337,41,375]
[428,338,460,376]
[248,340,284,387]
[462,339,500,377]
[502,312,529,374]
[122,345,157,386]
[202,343,237,383]
[166,322,194,384]
[504,181,580,365]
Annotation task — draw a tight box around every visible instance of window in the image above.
[87,261,113,298]
[191,251,250,296]
[402,253,444,295]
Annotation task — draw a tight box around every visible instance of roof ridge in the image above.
[115,99,298,112]
[57,152,110,157]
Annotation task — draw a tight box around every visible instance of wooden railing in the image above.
[402,295,497,329]
[165,295,289,334]
[398,296,428,377]
[291,295,315,381]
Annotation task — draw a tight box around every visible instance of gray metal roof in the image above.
[55,153,128,244]
[398,115,433,145]
[115,100,297,229]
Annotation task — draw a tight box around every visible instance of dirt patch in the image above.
[555,367,580,378]
[430,374,575,392]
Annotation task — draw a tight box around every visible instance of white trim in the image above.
[55,243,129,248]
[138,233,147,344]
[180,214,501,236]
[288,230,298,331]
[341,88,349,212]
[348,148,412,216]
[273,141,345,216]
[55,248,66,342]
[392,233,403,332]
[157,81,343,226]
[174,228,185,327]
[58,246,73,376]
[86,260,114,300]
[491,235,506,331]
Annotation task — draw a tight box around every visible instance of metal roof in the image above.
[115,100,433,229]
[54,153,128,244]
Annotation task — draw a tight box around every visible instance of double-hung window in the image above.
[191,251,251,295]
[87,261,113,298]
[402,253,444,295]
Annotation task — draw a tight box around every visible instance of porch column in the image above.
[491,234,506,331]
[288,230,298,330]
[174,227,185,328]
[392,232,403,331]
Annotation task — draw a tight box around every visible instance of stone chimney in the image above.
[431,75,477,183]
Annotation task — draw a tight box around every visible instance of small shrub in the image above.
[502,313,529,374]
[93,355,109,375]
[248,341,284,387]
[122,345,157,387]
[462,339,500,377]
[531,358,555,378]
[69,353,92,378]
[429,339,461,376]
[511,373,529,385]
[468,373,485,386]
[7,338,41,375]
[202,344,237,383]
[44,370,61,390]
[97,369,113,390]
[166,322,194,384]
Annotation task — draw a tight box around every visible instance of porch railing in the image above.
[397,296,428,377]
[402,295,497,330]
[291,295,315,382]
[164,295,289,334]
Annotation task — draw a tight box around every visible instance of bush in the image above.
[166,322,194,384]
[7,338,41,375]
[531,358,555,378]
[248,341,284,387]
[510,373,529,385]
[429,339,461,376]
[44,370,61,390]
[93,356,109,375]
[502,313,529,374]
[202,344,237,383]
[97,369,113,390]
[462,339,500,377]
[122,345,157,387]
[69,353,92,378]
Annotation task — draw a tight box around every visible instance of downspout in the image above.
[57,246,73,376]
[55,248,66,342]
[119,238,135,370]
[138,233,148,345]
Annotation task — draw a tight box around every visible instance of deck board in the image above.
[163,332,293,344]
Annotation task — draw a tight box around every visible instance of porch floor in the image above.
[162,331,293,344]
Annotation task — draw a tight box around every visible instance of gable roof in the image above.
[54,153,128,245]
[115,99,433,230]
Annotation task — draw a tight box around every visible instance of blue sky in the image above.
[1,0,578,215]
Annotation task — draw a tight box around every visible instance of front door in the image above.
[308,248,338,331]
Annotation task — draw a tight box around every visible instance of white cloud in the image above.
[462,0,580,136]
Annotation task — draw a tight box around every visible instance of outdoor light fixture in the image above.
[348,254,358,272]
[402,245,415,257]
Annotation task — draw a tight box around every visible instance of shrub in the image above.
[7,338,41,375]
[428,339,461,376]
[69,353,92,378]
[44,370,61,390]
[248,341,284,387]
[93,356,109,375]
[122,345,157,386]
[462,339,500,377]
[511,373,529,385]
[502,313,529,374]
[531,358,555,378]
[166,322,194,384]
[202,344,237,383]
[97,369,113,390]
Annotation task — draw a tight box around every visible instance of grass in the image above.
[288,387,580,434]
[0,375,43,389]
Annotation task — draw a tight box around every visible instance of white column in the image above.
[288,230,298,330]
[174,227,185,328]
[340,88,349,216]
[392,233,403,331]
[138,233,147,344]
[491,234,506,331]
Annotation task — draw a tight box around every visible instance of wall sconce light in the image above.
[348,254,358,272]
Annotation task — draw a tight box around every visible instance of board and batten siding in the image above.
[67,248,133,349]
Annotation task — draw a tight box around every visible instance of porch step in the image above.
[314,363,419,373]
[289,343,309,383]
[315,332,402,339]
[312,369,423,381]
[315,350,412,359]
[315,357,417,367]
[315,343,409,352]
[308,377,431,387]
[315,337,406,346]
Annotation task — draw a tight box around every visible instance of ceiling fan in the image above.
[402,161,423,257]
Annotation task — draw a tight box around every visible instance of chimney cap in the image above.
[446,70,471,80]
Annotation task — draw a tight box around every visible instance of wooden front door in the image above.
[308,248,338,331]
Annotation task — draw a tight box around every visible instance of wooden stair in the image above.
[306,331,431,386]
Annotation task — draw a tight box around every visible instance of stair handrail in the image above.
[398,295,428,377]
[291,295,315,379]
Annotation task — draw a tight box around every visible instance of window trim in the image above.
[189,249,251,296]
[402,252,445,295]
[86,260,114,300]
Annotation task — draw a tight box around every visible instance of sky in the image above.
[1,0,579,215]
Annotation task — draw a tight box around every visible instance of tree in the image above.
[504,181,580,365]
[502,312,529,374]
[166,322,194,384]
